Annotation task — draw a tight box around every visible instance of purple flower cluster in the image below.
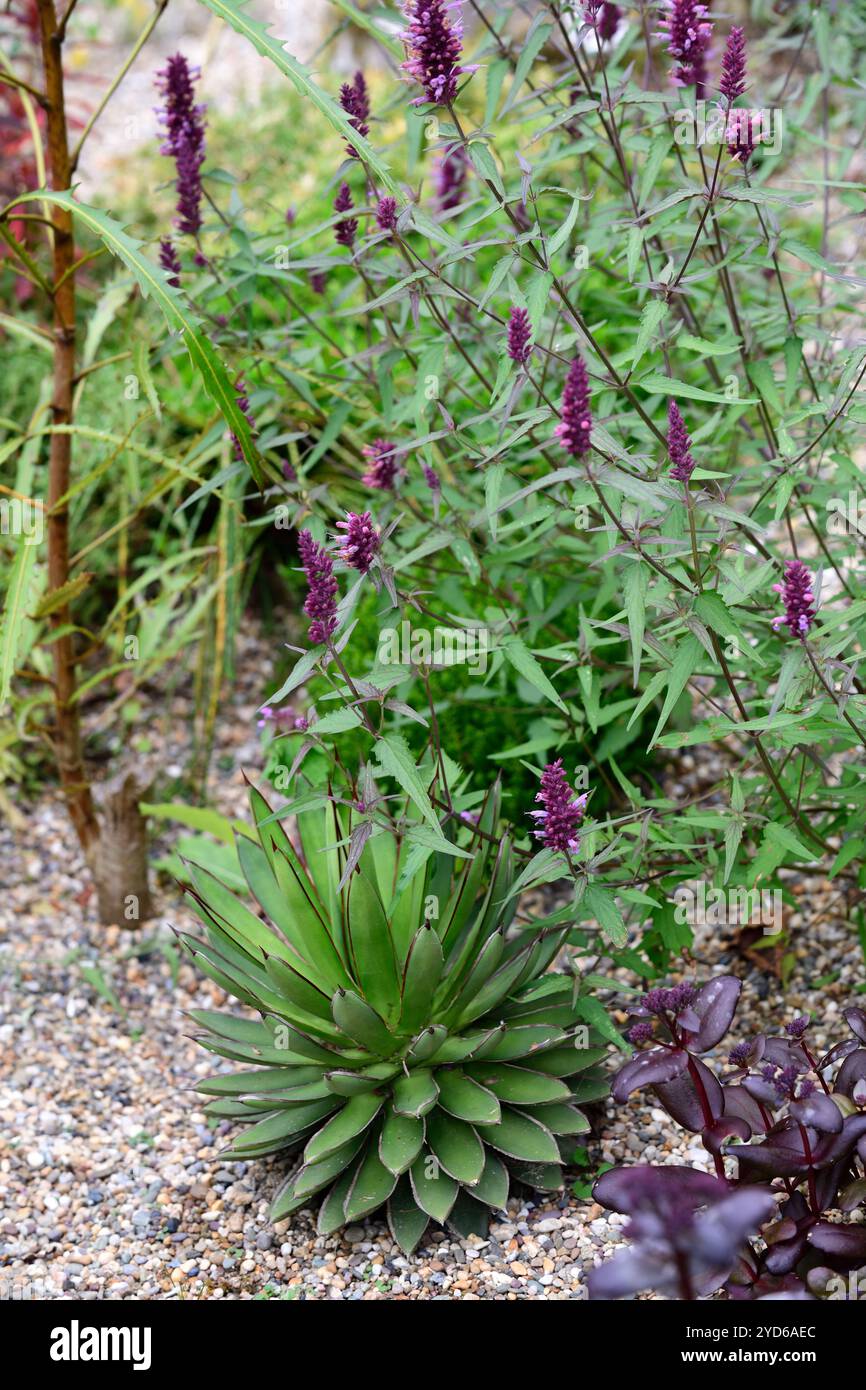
[159,238,181,288]
[786,1014,811,1039]
[628,1021,655,1046]
[506,306,532,366]
[362,439,400,491]
[435,143,467,210]
[334,183,358,249]
[376,196,398,233]
[658,0,713,96]
[422,462,440,491]
[231,375,256,464]
[640,982,696,1018]
[772,559,816,639]
[726,108,758,165]
[339,70,370,158]
[298,530,339,646]
[401,0,471,108]
[257,705,309,732]
[155,53,206,238]
[667,399,696,483]
[336,511,380,574]
[720,25,747,102]
[555,355,592,457]
[529,759,587,855]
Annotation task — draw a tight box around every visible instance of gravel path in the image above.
[1,628,863,1301]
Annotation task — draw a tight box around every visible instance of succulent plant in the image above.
[180,782,608,1252]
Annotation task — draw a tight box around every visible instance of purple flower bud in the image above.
[422,463,440,491]
[155,54,206,238]
[667,399,696,483]
[786,1014,810,1039]
[282,458,297,483]
[376,196,398,233]
[728,1041,753,1068]
[640,982,696,1017]
[339,70,370,158]
[434,142,467,210]
[554,355,592,457]
[598,2,621,42]
[628,1021,655,1046]
[336,511,380,574]
[297,529,338,645]
[401,0,471,108]
[285,205,296,226]
[506,306,532,366]
[309,270,328,295]
[231,374,256,464]
[528,759,587,855]
[334,182,358,249]
[658,1,713,97]
[720,25,747,102]
[362,439,400,491]
[772,560,816,639]
[159,237,181,287]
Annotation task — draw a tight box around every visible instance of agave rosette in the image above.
[180,781,607,1252]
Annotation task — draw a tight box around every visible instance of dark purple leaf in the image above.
[723,1083,768,1134]
[808,1222,866,1259]
[725,1140,810,1178]
[836,1048,866,1098]
[683,976,742,1052]
[839,1177,866,1212]
[611,1046,688,1104]
[743,1075,779,1106]
[790,1092,843,1134]
[702,1115,751,1154]
[692,1188,777,1265]
[812,1114,866,1167]
[843,1006,866,1044]
[653,1057,724,1132]
[593,1164,724,1215]
[764,1229,809,1276]
[817,1038,859,1070]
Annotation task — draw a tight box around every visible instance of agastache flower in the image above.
[362,439,399,491]
[506,306,532,366]
[726,108,758,165]
[772,560,816,639]
[555,355,592,457]
[667,399,696,483]
[401,0,473,108]
[658,1,713,97]
[297,529,339,645]
[231,375,256,464]
[720,25,747,102]
[376,196,398,233]
[155,54,206,238]
[334,183,358,249]
[339,70,370,158]
[598,2,622,42]
[529,759,587,855]
[159,238,181,288]
[336,511,380,574]
[435,142,467,210]
[422,463,440,491]
[309,270,328,295]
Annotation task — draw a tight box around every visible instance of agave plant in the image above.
[179,780,608,1252]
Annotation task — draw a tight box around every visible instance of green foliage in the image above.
[182,781,608,1248]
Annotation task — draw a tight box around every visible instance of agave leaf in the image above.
[508,1160,564,1191]
[474,1024,567,1063]
[486,1106,561,1163]
[317,1153,364,1235]
[293,1135,366,1199]
[438,929,505,1015]
[269,1173,308,1222]
[197,1067,322,1096]
[325,1063,398,1096]
[344,1135,399,1221]
[426,1026,505,1065]
[531,1102,591,1135]
[409,1151,459,1222]
[521,1043,608,1076]
[464,1062,572,1107]
[297,803,343,946]
[387,1175,430,1254]
[472,1150,510,1209]
[393,1069,440,1119]
[187,1009,276,1046]
[331,988,400,1056]
[346,870,401,1024]
[435,1069,501,1126]
[379,1107,426,1176]
[446,1188,490,1240]
[407,1024,449,1063]
[303,1093,384,1165]
[426,1109,485,1185]
[230,1098,340,1154]
[399,923,444,1035]
[451,945,538,1030]
[263,953,334,1021]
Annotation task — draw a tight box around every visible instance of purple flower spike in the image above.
[529,759,587,855]
[667,399,696,483]
[336,511,380,574]
[159,238,181,287]
[376,196,398,233]
[401,0,472,108]
[334,183,358,249]
[231,374,256,463]
[658,1,713,97]
[422,463,440,491]
[155,54,206,238]
[772,560,816,639]
[506,306,532,366]
[309,270,328,295]
[435,142,467,210]
[720,25,747,102]
[726,108,758,165]
[298,529,338,646]
[587,2,621,42]
[339,70,370,158]
[362,439,399,491]
[555,355,592,457]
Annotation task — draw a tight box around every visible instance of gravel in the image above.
[1,628,863,1301]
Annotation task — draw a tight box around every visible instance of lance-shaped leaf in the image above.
[611,1047,689,1104]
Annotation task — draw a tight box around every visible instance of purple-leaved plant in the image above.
[297,530,339,645]
[591,982,866,1299]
